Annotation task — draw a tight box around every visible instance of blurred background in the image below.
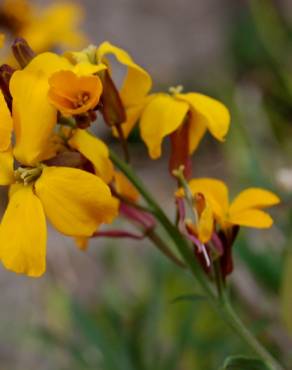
[0,0,292,369]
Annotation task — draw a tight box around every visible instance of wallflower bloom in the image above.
[176,178,280,276]
[0,54,118,277]
[66,42,152,132]
[177,178,280,230]
[48,70,103,116]
[96,42,152,130]
[66,42,229,171]
[138,90,230,160]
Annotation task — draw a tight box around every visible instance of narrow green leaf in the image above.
[221,355,270,370]
[281,250,292,334]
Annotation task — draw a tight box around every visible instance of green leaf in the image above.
[221,355,270,370]
[170,293,206,304]
[281,250,292,334]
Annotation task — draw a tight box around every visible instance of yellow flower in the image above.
[11,52,72,165]
[138,90,230,160]
[96,42,152,129]
[0,167,118,277]
[177,178,280,230]
[0,56,118,277]
[48,70,103,116]
[0,0,86,54]
[9,49,106,163]
[69,43,229,162]
[67,42,152,134]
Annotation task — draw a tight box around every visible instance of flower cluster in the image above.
[0,35,279,278]
[0,0,86,54]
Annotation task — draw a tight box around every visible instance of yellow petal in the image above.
[35,166,118,237]
[140,94,189,159]
[229,188,280,215]
[176,93,230,141]
[228,209,274,229]
[24,52,72,75]
[117,102,146,138]
[68,129,114,184]
[10,53,72,165]
[97,41,152,105]
[0,33,4,48]
[0,184,46,277]
[20,3,87,52]
[197,202,214,243]
[179,178,229,222]
[0,90,13,151]
[48,71,102,116]
[0,149,14,185]
[73,62,106,76]
[114,171,140,202]
[188,110,207,153]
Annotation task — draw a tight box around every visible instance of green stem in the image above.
[221,297,283,370]
[110,150,284,370]
[213,259,224,300]
[146,229,186,269]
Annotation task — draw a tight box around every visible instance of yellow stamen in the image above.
[14,165,44,185]
[169,85,184,95]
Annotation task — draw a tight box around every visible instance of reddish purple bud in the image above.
[169,116,192,179]
[99,70,126,127]
[93,229,145,240]
[44,151,86,168]
[120,203,156,231]
[12,38,35,68]
[0,64,15,109]
[211,233,224,255]
[217,225,240,280]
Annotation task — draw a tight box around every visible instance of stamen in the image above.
[173,165,199,226]
[200,244,211,267]
[169,85,184,95]
[14,165,44,185]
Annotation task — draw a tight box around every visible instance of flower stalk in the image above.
[110,149,284,370]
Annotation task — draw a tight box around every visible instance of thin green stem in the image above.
[213,259,224,301]
[146,229,186,269]
[110,150,284,370]
[115,123,130,163]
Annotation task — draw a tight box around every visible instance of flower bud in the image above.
[0,64,15,109]
[169,114,192,179]
[11,38,35,68]
[99,70,126,127]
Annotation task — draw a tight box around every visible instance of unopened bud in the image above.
[0,64,15,109]
[99,70,126,127]
[169,116,192,179]
[12,38,35,68]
